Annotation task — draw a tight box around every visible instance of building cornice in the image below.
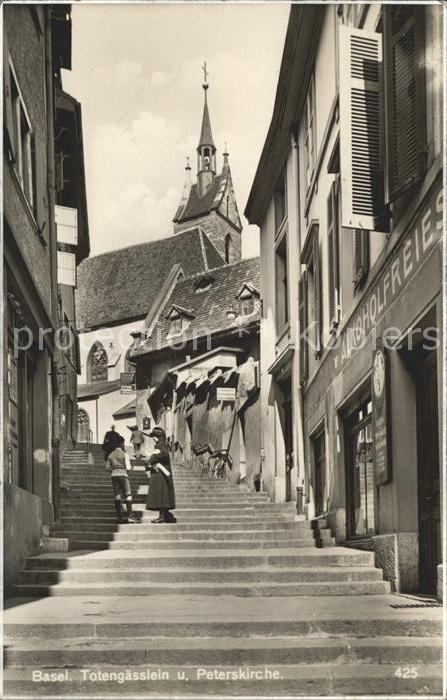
[244,5,324,227]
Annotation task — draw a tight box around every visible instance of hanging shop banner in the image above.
[216,387,236,402]
[372,338,391,486]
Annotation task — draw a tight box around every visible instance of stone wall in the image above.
[4,483,43,595]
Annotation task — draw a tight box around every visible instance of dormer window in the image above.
[166,305,196,338]
[237,283,260,318]
[194,275,214,294]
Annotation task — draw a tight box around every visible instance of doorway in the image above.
[345,398,375,539]
[283,396,293,502]
[415,351,440,593]
[313,430,326,516]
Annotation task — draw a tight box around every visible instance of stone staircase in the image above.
[3,445,443,696]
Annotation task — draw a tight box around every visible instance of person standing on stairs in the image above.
[145,426,177,523]
[102,424,123,461]
[105,436,139,524]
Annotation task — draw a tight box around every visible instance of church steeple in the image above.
[197,62,216,197]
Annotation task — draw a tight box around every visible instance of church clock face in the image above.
[373,350,385,398]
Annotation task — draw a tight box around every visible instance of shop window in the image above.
[383,5,426,202]
[345,398,375,539]
[275,234,289,333]
[327,179,341,332]
[303,73,317,190]
[87,342,108,383]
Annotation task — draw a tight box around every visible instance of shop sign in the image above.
[372,339,391,485]
[216,387,236,402]
[338,183,443,367]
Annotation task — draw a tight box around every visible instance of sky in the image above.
[62,3,290,260]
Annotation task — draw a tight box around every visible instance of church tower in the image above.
[173,65,242,264]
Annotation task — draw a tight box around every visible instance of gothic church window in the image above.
[87,341,108,383]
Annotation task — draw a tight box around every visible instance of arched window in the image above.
[225,234,232,264]
[87,341,108,383]
[77,407,90,443]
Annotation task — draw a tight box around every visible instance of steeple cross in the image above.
[202,61,209,85]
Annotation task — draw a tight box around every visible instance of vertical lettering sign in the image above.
[372,339,391,485]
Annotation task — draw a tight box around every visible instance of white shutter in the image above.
[57,251,76,286]
[55,205,78,245]
[339,25,387,231]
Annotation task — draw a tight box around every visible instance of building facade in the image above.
[3,4,89,592]
[76,78,244,447]
[246,3,443,594]
[131,258,261,487]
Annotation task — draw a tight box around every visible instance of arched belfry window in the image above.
[87,341,108,383]
[225,234,232,264]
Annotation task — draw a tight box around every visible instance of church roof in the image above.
[198,98,215,149]
[173,172,227,224]
[76,227,225,330]
[134,256,261,356]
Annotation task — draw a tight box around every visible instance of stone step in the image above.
[22,548,376,569]
[12,579,391,597]
[55,516,318,530]
[4,636,441,668]
[55,537,324,551]
[58,508,296,520]
[19,565,384,586]
[60,496,269,507]
[52,524,319,540]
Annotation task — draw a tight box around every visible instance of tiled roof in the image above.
[174,174,226,223]
[113,397,136,418]
[78,378,121,400]
[137,257,260,355]
[76,228,224,329]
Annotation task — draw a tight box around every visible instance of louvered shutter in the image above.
[327,181,340,329]
[327,190,335,326]
[353,229,370,290]
[3,33,14,163]
[384,6,425,202]
[339,25,387,231]
[299,272,308,383]
[313,232,322,355]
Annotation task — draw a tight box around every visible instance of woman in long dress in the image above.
[145,426,176,523]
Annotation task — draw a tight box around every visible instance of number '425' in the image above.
[394,667,419,679]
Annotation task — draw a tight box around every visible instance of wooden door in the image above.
[416,352,440,593]
[314,432,326,516]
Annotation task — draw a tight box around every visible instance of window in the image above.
[303,74,317,190]
[300,222,322,382]
[327,179,341,332]
[274,170,287,232]
[384,5,426,202]
[8,62,36,212]
[87,342,108,383]
[275,235,289,333]
[338,24,388,232]
[240,297,255,317]
[170,316,183,337]
[57,251,76,287]
[225,234,232,264]
[353,229,370,291]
